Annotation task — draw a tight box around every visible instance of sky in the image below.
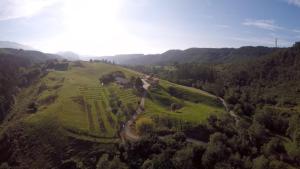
[0,0,300,56]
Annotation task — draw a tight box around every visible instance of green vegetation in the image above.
[4,60,222,145]
[136,117,155,135]
[2,42,300,168]
[144,79,224,125]
[125,42,300,169]
[25,62,141,142]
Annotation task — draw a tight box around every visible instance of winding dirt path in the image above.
[218,97,239,123]
[120,79,149,141]
[120,77,239,143]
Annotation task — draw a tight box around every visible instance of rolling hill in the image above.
[0,48,61,63]
[1,45,299,168]
[21,61,223,141]
[99,46,277,65]
[0,59,225,168]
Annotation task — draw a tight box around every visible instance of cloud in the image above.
[0,0,59,20]
[242,19,282,31]
[293,29,300,33]
[287,0,300,7]
[216,24,230,29]
[231,36,293,47]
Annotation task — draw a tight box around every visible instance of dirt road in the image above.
[120,79,149,141]
[120,77,239,143]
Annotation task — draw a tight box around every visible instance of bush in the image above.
[170,103,182,112]
[136,117,155,135]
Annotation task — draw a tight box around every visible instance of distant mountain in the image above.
[0,41,34,50]
[57,51,80,61]
[0,48,61,63]
[100,46,277,65]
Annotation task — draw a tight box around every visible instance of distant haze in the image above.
[0,0,299,56]
[0,41,34,50]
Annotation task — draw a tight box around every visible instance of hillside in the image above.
[100,46,276,65]
[118,42,300,169]
[0,60,225,168]
[0,49,62,121]
[1,45,299,169]
[22,61,223,140]
[220,42,300,112]
[0,48,61,63]
[133,42,300,114]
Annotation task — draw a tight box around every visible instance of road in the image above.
[120,79,149,141]
[218,96,239,122]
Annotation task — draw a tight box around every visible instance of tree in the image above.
[201,133,229,168]
[136,117,155,135]
[135,77,144,91]
[97,154,128,169]
[172,146,195,169]
[262,137,285,157]
[170,103,182,112]
[252,155,269,169]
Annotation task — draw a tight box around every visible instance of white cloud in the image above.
[0,0,59,20]
[287,0,300,7]
[293,29,300,33]
[242,19,282,31]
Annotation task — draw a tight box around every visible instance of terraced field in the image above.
[25,62,140,142]
[23,61,225,142]
[143,79,225,124]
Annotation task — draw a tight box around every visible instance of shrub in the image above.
[136,117,155,135]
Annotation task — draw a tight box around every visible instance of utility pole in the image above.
[275,38,278,48]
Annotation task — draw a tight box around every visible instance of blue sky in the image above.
[0,0,300,55]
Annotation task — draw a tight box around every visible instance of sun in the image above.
[34,0,150,55]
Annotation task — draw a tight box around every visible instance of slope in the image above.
[3,61,224,142]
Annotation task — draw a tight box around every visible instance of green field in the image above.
[143,79,224,124]
[23,61,224,141]
[25,62,140,141]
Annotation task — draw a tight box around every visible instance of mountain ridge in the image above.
[0,41,34,50]
[97,46,278,65]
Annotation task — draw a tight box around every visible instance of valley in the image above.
[1,44,300,169]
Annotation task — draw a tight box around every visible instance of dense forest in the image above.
[133,42,300,116]
[125,42,300,169]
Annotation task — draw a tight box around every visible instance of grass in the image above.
[143,79,224,124]
[20,61,225,142]
[25,62,139,142]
